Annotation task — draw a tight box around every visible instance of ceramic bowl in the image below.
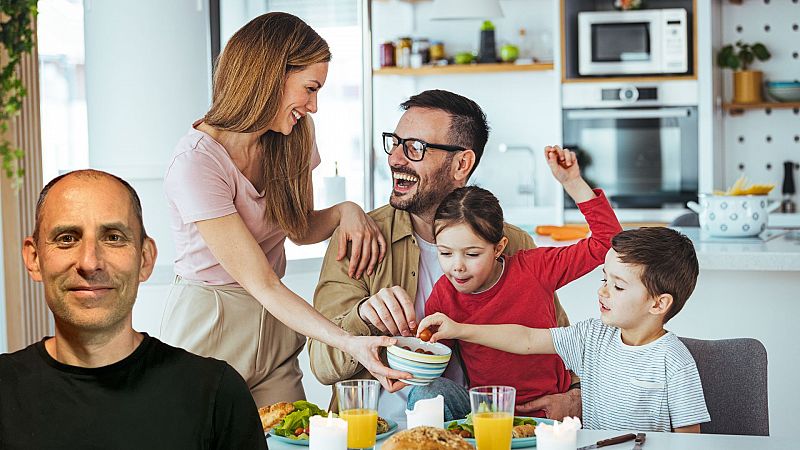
[387,336,451,385]
[687,194,780,237]
[765,81,800,102]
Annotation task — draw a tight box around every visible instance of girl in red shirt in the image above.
[420,145,621,416]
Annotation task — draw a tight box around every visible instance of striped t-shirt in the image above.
[550,319,710,431]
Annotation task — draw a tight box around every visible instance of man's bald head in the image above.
[32,170,148,245]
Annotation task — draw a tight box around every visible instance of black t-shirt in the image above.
[0,334,267,450]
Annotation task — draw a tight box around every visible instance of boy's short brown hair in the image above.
[611,227,699,323]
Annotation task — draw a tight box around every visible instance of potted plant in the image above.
[0,1,38,186]
[717,40,771,104]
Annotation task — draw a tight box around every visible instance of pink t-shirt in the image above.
[164,124,321,285]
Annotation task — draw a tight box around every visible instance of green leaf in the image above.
[513,417,537,426]
[0,0,38,187]
[752,43,771,61]
[725,54,740,70]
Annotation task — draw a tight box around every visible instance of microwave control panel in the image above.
[662,9,688,73]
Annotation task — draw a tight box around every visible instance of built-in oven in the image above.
[578,8,689,76]
[562,81,698,209]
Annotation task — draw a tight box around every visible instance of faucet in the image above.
[498,144,537,200]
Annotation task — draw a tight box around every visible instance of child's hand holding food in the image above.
[416,313,462,343]
[544,145,595,203]
[544,145,581,185]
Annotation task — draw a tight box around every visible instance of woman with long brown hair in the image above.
[161,12,408,407]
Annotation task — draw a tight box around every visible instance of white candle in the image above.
[406,395,445,429]
[535,416,581,450]
[309,414,348,450]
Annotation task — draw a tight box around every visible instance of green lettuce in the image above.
[272,401,328,439]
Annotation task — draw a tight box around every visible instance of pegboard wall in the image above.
[721,1,800,198]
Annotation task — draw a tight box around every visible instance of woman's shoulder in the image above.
[168,128,234,176]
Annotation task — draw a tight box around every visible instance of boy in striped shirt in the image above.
[418,227,710,432]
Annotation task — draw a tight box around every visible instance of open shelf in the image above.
[373,62,554,76]
[723,101,800,115]
[562,74,697,84]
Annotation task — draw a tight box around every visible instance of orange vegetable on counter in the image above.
[550,228,590,241]
[535,224,590,235]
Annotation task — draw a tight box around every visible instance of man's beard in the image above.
[390,156,455,216]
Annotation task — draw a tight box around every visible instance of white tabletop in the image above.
[267,428,789,450]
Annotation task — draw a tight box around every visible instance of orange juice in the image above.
[473,412,513,450]
[340,408,378,448]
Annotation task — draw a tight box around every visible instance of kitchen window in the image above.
[37,0,89,183]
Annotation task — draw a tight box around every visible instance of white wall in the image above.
[83,0,212,281]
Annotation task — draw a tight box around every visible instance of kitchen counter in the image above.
[675,227,800,272]
[533,227,800,272]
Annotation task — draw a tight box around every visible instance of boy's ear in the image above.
[495,236,509,258]
[649,293,674,318]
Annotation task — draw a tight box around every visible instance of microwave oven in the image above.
[578,9,689,76]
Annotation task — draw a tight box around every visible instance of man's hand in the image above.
[515,389,582,421]
[358,286,417,336]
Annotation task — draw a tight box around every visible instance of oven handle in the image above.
[566,108,692,120]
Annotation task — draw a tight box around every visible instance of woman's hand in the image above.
[416,313,463,343]
[344,335,412,392]
[336,202,387,279]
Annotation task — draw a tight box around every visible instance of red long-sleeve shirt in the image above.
[425,190,622,409]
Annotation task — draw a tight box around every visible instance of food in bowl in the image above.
[418,327,433,342]
[387,336,451,386]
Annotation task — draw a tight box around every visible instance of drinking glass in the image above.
[469,385,516,450]
[336,379,380,450]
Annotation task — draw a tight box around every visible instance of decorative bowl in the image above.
[387,336,451,385]
[687,194,780,237]
[765,81,800,102]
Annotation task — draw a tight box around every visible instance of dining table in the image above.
[266,427,791,450]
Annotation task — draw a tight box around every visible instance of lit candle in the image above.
[406,395,445,429]
[309,414,348,450]
[535,416,582,450]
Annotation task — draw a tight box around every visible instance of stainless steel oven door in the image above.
[562,107,698,208]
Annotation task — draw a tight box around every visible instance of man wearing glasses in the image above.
[308,90,580,426]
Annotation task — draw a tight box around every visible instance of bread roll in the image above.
[512,423,536,438]
[258,402,295,431]
[382,426,473,450]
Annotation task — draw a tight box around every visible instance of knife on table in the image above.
[632,432,646,450]
[577,433,637,450]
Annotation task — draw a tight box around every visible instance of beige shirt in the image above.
[308,204,572,400]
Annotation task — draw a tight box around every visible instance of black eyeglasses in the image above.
[382,132,466,162]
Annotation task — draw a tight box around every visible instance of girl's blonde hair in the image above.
[204,12,331,239]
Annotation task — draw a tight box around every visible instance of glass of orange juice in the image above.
[336,379,380,450]
[469,385,516,450]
